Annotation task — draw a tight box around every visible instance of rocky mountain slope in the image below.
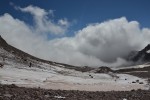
[128,44,150,62]
[0,35,150,92]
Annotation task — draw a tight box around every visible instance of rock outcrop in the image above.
[129,44,150,62]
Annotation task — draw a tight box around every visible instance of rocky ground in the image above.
[0,84,150,100]
[116,65,150,78]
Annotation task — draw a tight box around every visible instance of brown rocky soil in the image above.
[0,84,150,100]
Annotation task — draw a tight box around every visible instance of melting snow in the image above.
[0,63,148,91]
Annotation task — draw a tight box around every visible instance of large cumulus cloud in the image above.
[1,5,150,67]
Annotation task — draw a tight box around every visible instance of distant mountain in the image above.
[128,44,150,63]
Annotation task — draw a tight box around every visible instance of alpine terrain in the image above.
[0,35,150,100]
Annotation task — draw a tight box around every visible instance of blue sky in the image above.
[1,0,150,66]
[1,0,150,36]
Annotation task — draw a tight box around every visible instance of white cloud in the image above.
[75,18,144,62]
[46,17,150,67]
[0,13,45,54]
[1,6,150,67]
[58,18,70,27]
[16,5,69,35]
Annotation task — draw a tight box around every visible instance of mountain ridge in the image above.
[0,35,95,72]
[129,44,150,62]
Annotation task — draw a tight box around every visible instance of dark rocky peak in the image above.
[0,35,7,47]
[129,44,150,62]
[142,44,150,53]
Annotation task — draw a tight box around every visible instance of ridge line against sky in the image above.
[0,0,150,67]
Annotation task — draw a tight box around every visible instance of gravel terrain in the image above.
[0,84,150,100]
